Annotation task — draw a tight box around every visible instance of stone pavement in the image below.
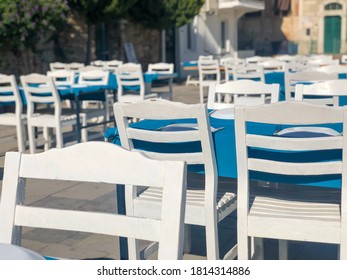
[0,82,338,260]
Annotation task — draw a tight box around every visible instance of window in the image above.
[325,3,342,10]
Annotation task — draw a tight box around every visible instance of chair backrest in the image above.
[90,60,105,67]
[115,64,145,103]
[233,64,265,82]
[49,62,68,72]
[317,65,347,75]
[148,62,174,74]
[68,62,85,71]
[114,99,217,203]
[284,70,338,101]
[307,58,339,67]
[284,61,312,73]
[220,57,244,66]
[0,142,187,260]
[47,70,76,86]
[295,80,347,106]
[77,69,109,85]
[198,59,221,85]
[0,74,22,117]
[234,101,347,252]
[20,74,62,117]
[259,59,285,71]
[104,60,123,72]
[207,80,279,109]
[198,55,213,62]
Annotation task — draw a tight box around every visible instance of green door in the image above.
[324,16,341,54]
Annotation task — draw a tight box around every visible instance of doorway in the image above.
[324,16,341,54]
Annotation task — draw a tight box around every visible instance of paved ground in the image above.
[0,82,339,260]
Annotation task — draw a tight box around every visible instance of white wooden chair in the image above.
[235,101,347,260]
[104,60,123,72]
[294,80,347,106]
[0,74,26,152]
[0,142,187,260]
[223,59,245,82]
[259,59,285,72]
[232,64,265,83]
[114,99,237,260]
[115,64,157,103]
[67,62,85,72]
[198,59,221,104]
[147,62,175,100]
[20,74,83,153]
[90,60,105,68]
[49,62,69,72]
[284,70,338,101]
[207,80,279,110]
[77,69,112,137]
[47,70,76,86]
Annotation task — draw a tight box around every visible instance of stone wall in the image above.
[0,15,161,76]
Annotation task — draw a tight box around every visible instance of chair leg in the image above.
[278,239,288,260]
[205,220,220,260]
[55,126,63,148]
[199,85,204,104]
[252,237,264,260]
[27,126,36,154]
[127,238,141,260]
[43,127,50,151]
[16,121,25,153]
[184,225,192,254]
[237,230,251,260]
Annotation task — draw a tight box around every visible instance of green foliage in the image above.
[0,0,69,52]
[68,0,136,24]
[129,0,205,30]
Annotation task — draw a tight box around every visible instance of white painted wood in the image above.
[233,64,265,83]
[0,142,187,260]
[104,60,123,72]
[49,62,69,71]
[295,80,347,107]
[20,74,83,153]
[235,101,347,260]
[67,62,85,72]
[77,69,110,130]
[116,64,157,103]
[284,70,338,101]
[0,74,26,152]
[317,64,347,75]
[114,99,237,260]
[259,59,285,71]
[198,59,221,104]
[207,80,279,110]
[147,62,174,100]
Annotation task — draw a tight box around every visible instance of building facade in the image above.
[238,0,347,55]
[174,0,265,77]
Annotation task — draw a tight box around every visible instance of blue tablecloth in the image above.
[105,115,342,189]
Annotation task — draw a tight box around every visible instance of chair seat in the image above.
[248,186,341,243]
[134,186,237,225]
[0,113,26,125]
[29,112,79,127]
